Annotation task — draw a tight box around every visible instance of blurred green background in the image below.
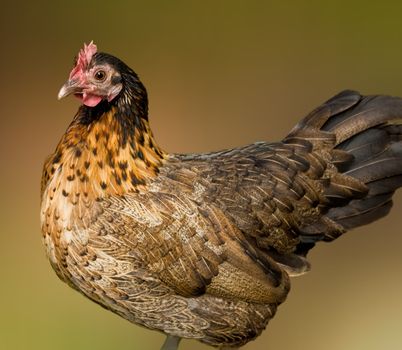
[1,1,402,349]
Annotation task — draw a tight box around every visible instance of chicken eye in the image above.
[94,70,106,82]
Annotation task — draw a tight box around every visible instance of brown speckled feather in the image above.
[41,48,402,349]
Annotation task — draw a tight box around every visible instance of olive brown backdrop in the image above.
[1,1,402,349]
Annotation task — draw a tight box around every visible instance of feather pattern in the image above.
[41,48,402,348]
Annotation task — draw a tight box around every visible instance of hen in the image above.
[41,42,402,350]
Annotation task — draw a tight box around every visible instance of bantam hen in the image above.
[41,42,402,350]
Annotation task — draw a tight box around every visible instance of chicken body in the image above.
[41,43,402,349]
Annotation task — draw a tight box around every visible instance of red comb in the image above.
[69,41,98,80]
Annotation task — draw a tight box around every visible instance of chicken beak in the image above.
[57,80,82,100]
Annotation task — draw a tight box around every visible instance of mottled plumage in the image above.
[41,43,402,349]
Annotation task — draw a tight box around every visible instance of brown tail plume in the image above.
[286,90,402,245]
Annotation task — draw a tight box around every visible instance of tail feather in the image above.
[322,95,402,144]
[368,175,402,196]
[337,128,390,162]
[345,142,402,182]
[327,193,393,229]
[327,133,402,230]
[288,90,402,245]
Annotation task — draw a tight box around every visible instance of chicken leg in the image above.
[160,335,181,350]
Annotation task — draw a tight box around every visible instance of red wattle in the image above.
[82,93,103,107]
